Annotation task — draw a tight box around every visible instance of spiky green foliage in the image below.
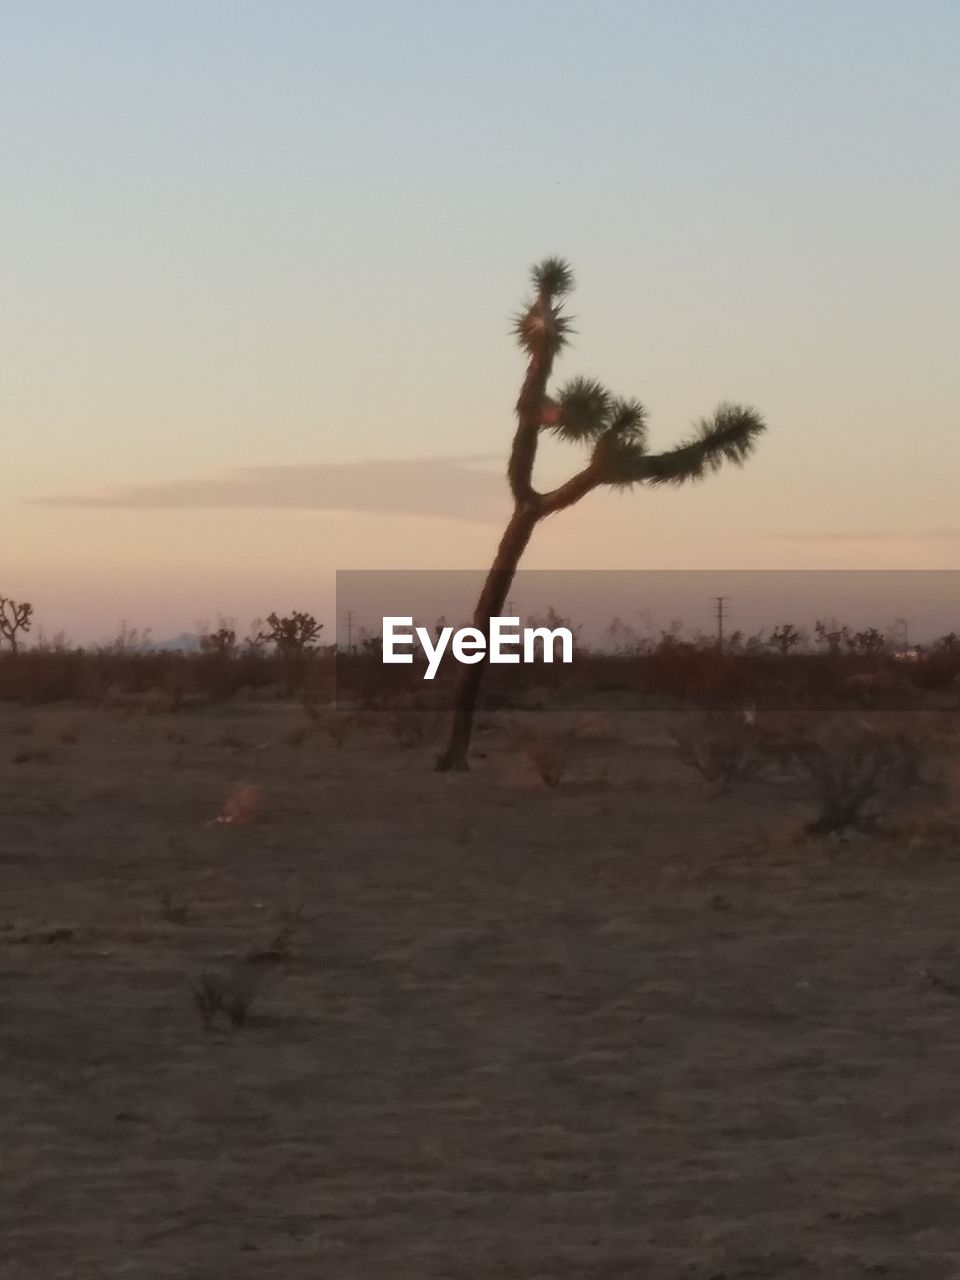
[587,398,649,482]
[531,256,574,297]
[512,299,574,357]
[512,259,576,357]
[606,397,647,445]
[551,377,612,440]
[640,404,765,487]
[594,437,644,487]
[529,272,761,490]
[549,383,648,446]
[598,403,764,489]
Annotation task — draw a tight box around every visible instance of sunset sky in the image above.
[4,1,958,644]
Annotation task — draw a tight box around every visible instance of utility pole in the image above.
[345,610,354,652]
[714,596,728,654]
[893,616,912,653]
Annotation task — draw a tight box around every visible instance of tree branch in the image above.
[539,460,602,516]
[602,404,765,488]
[508,371,544,503]
[507,261,574,505]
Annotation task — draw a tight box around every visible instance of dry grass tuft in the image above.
[191,966,258,1028]
[191,969,222,1026]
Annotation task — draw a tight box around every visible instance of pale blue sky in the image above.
[3,1,958,639]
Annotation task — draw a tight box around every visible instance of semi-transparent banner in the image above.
[333,569,960,702]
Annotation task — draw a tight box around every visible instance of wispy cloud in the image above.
[767,530,960,544]
[30,456,507,523]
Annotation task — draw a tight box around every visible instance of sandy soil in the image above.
[4,699,960,1279]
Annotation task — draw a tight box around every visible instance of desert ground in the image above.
[4,694,960,1279]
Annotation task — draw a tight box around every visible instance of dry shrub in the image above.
[215,782,265,826]
[13,747,52,765]
[672,706,766,789]
[192,966,257,1028]
[192,970,222,1026]
[246,902,310,964]
[793,723,927,835]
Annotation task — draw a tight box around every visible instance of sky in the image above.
[3,0,958,643]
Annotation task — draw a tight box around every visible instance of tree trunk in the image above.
[435,503,539,771]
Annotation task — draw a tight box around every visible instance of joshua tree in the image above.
[200,621,238,658]
[769,623,803,658]
[256,610,324,693]
[0,595,33,653]
[847,627,886,658]
[256,611,324,655]
[435,257,766,771]
[814,619,850,656]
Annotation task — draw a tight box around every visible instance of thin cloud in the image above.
[768,530,960,544]
[30,456,507,524]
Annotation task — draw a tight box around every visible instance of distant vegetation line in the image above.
[0,602,958,708]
